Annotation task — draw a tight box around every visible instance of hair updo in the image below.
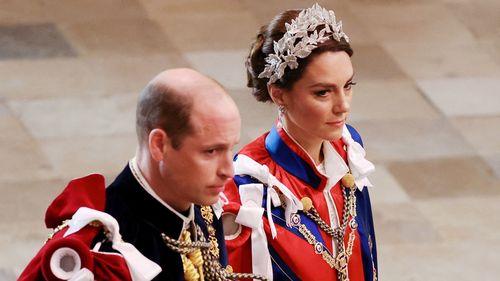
[246,9,354,103]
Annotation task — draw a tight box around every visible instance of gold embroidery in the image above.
[201,206,220,258]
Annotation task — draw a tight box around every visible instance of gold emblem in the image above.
[201,206,219,258]
[201,206,214,223]
[341,173,356,189]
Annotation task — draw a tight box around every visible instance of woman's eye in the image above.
[314,90,329,97]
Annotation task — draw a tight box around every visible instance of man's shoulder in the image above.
[105,163,142,208]
[105,164,132,193]
[103,165,145,234]
[105,167,129,207]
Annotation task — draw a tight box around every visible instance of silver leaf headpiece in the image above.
[258,3,350,84]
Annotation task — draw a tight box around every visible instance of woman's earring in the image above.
[278,105,287,128]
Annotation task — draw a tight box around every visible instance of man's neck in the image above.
[130,156,194,223]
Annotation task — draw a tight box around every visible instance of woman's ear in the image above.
[148,129,170,162]
[268,84,285,106]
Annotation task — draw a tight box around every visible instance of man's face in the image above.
[159,98,241,211]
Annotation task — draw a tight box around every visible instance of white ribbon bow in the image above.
[234,154,303,239]
[232,156,303,281]
[235,184,273,279]
[342,126,375,190]
[64,207,162,281]
[212,192,229,219]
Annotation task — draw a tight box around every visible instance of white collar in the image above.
[341,125,375,191]
[282,124,375,191]
[322,141,350,191]
[129,157,194,230]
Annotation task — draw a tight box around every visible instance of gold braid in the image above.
[182,230,203,281]
[162,206,268,281]
[199,206,269,281]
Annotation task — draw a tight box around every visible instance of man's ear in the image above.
[148,129,170,162]
[268,84,285,106]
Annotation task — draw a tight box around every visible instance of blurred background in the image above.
[0,0,499,280]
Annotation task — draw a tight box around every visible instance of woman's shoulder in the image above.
[237,132,270,161]
[346,123,364,147]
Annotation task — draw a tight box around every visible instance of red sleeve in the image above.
[223,179,253,276]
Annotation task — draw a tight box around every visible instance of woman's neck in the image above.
[305,142,324,165]
[282,126,324,165]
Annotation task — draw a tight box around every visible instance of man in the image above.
[19,68,241,281]
[103,68,241,280]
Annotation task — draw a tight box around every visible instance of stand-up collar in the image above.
[129,158,194,236]
[108,162,193,241]
[264,124,375,192]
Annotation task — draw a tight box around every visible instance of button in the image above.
[341,173,355,189]
[301,197,313,212]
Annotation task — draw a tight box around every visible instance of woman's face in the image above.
[280,51,355,147]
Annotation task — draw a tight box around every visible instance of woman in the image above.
[222,4,377,281]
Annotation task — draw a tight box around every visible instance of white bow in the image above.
[235,184,273,280]
[234,154,303,239]
[342,126,375,190]
[212,192,229,219]
[65,207,162,281]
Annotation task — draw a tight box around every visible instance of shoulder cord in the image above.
[162,206,269,281]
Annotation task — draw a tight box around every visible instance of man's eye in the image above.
[345,81,357,90]
[205,149,216,155]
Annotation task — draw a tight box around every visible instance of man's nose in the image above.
[218,152,234,179]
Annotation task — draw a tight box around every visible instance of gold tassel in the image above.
[182,254,200,281]
[188,248,204,281]
[181,229,204,281]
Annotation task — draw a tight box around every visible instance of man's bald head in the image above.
[136,68,234,149]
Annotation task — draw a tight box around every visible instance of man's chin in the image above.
[196,195,220,207]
